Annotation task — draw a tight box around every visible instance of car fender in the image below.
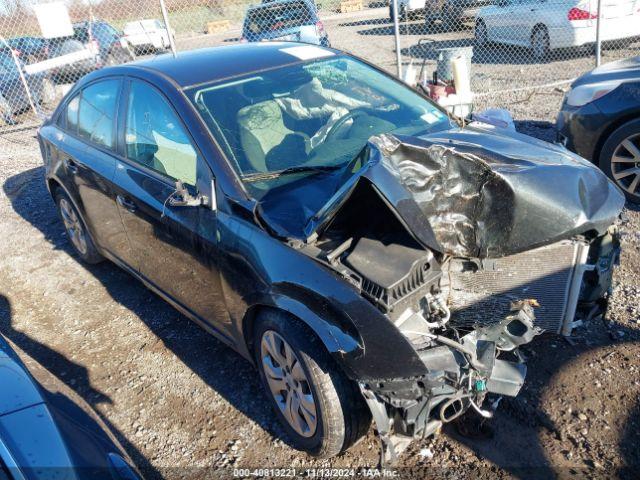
[241,286,364,361]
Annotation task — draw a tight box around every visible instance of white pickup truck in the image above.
[123,19,174,54]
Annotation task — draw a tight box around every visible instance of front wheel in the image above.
[599,119,640,203]
[254,310,370,458]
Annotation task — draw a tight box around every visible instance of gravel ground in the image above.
[0,16,639,478]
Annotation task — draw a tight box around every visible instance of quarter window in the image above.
[77,80,120,149]
[65,94,80,133]
[125,81,198,186]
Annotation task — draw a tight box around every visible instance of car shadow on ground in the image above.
[401,38,600,66]
[2,166,294,474]
[3,165,640,477]
[0,293,162,479]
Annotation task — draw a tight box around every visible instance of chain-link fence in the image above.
[0,0,638,155]
[392,0,640,111]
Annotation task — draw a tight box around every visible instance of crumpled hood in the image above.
[361,126,625,257]
[258,125,625,258]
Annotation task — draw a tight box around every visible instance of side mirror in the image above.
[168,180,208,208]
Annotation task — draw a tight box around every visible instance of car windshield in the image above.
[189,54,449,200]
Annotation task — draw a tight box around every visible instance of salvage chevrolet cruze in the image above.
[37,43,624,464]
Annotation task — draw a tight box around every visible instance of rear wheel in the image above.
[389,3,407,22]
[55,189,104,263]
[475,20,488,47]
[599,119,640,203]
[531,26,550,61]
[254,310,370,458]
[0,95,15,126]
[39,77,57,106]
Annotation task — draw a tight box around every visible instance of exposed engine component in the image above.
[297,155,621,467]
[343,234,440,313]
[361,300,541,466]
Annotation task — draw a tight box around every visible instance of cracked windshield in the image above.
[189,54,449,199]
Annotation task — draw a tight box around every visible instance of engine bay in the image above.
[298,174,620,465]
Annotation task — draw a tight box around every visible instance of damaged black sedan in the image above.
[37,43,624,464]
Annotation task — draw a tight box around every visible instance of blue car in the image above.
[0,334,142,479]
[0,53,56,125]
[242,0,329,46]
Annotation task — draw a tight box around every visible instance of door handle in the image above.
[65,158,78,175]
[116,195,137,212]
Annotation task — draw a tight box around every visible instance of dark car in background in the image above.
[556,56,640,203]
[37,43,623,464]
[0,53,55,125]
[73,20,135,67]
[243,0,329,46]
[424,0,493,30]
[0,334,142,479]
[6,36,50,64]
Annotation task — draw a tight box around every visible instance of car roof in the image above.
[248,0,314,10]
[115,42,341,89]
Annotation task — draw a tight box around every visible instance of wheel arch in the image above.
[593,114,640,165]
[240,291,365,379]
[531,22,548,37]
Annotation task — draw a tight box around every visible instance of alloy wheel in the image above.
[475,21,487,46]
[532,28,549,60]
[260,330,318,438]
[59,198,88,255]
[40,78,57,106]
[611,133,640,197]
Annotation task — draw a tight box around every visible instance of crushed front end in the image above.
[262,128,624,465]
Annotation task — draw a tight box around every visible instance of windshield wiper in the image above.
[242,164,343,183]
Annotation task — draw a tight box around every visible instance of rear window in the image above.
[244,1,313,35]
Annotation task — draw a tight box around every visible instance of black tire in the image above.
[475,20,489,47]
[531,25,550,61]
[598,118,640,204]
[253,310,370,458]
[39,77,57,107]
[0,95,15,126]
[389,3,406,22]
[106,47,135,66]
[54,189,104,264]
[441,3,463,31]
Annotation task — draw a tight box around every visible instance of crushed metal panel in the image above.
[366,128,625,258]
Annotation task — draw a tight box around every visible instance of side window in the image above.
[125,81,198,186]
[77,79,119,149]
[65,94,80,133]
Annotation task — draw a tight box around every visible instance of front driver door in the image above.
[113,78,233,341]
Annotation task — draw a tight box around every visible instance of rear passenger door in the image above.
[52,78,134,264]
[113,78,233,339]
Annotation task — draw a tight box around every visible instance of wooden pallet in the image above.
[205,20,230,34]
[338,0,362,13]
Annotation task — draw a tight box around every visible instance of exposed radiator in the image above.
[446,241,590,335]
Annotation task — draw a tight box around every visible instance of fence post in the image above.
[159,0,177,58]
[392,0,402,78]
[0,34,39,120]
[595,0,602,67]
